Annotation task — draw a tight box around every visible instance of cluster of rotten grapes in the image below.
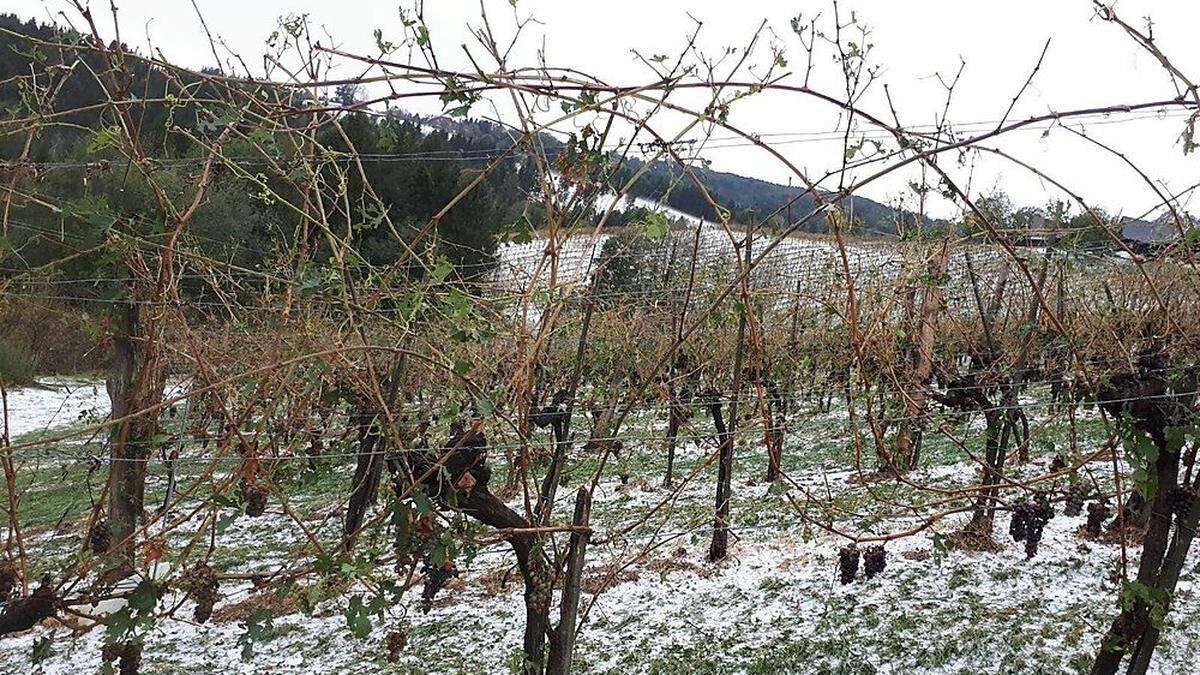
[838,544,886,584]
[386,628,409,663]
[240,478,269,518]
[1085,501,1112,538]
[88,518,112,555]
[1062,483,1089,518]
[180,562,219,623]
[420,556,459,613]
[1009,498,1054,558]
[100,641,142,675]
[1058,483,1130,539]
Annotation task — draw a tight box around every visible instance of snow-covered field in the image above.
[1,377,109,440]
[490,203,908,294]
[1,381,1197,673]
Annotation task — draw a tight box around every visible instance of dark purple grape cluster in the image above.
[181,562,219,623]
[89,518,112,556]
[1024,501,1054,558]
[0,558,19,602]
[242,480,268,517]
[838,545,859,585]
[421,558,459,613]
[1165,485,1196,520]
[1009,503,1030,543]
[101,642,142,675]
[1085,501,1111,538]
[863,545,886,579]
[1010,499,1054,558]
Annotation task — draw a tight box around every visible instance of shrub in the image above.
[0,300,99,375]
[0,339,36,387]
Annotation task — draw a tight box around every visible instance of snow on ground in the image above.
[488,202,1027,313]
[2,382,1198,673]
[2,377,109,440]
[5,491,1196,674]
[2,377,193,443]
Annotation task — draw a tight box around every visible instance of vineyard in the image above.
[1,1,1199,673]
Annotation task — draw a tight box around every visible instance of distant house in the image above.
[1019,214,1068,247]
[1119,214,1195,255]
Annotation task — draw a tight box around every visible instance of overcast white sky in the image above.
[9,0,1200,219]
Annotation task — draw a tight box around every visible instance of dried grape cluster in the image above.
[863,545,886,579]
[1085,501,1111,538]
[0,558,19,602]
[88,518,111,556]
[386,628,409,663]
[241,480,268,517]
[838,545,859,584]
[101,642,142,675]
[421,558,459,612]
[1063,484,1090,517]
[1165,485,1196,519]
[181,562,219,623]
[1009,499,1054,558]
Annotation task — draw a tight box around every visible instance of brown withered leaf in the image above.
[455,471,477,492]
[144,537,167,563]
